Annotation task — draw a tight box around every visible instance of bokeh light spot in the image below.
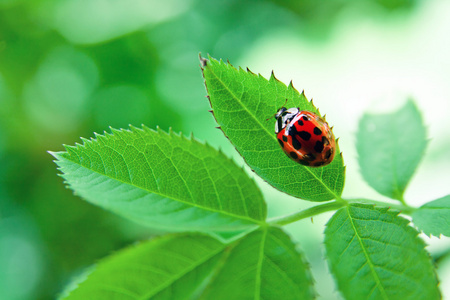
[0,218,43,300]
[23,46,98,133]
[52,0,193,44]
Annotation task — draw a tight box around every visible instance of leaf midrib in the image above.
[254,228,268,300]
[57,153,264,225]
[390,113,402,200]
[138,243,227,300]
[346,206,388,300]
[205,61,339,200]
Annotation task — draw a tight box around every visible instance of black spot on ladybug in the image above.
[325,149,333,160]
[290,152,298,159]
[313,127,322,135]
[322,136,330,145]
[278,139,284,148]
[314,161,325,167]
[292,137,302,150]
[282,135,288,142]
[299,160,310,166]
[303,153,316,161]
[299,131,311,141]
[314,141,324,153]
[302,116,308,121]
[298,120,304,126]
[287,124,299,136]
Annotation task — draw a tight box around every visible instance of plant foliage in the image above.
[325,204,440,300]
[200,56,345,202]
[50,126,266,236]
[60,228,314,300]
[412,195,450,237]
[52,56,447,299]
[356,100,427,201]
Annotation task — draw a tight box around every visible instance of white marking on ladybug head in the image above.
[275,107,299,133]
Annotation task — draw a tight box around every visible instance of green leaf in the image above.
[61,228,314,300]
[412,195,450,237]
[50,126,266,235]
[324,203,440,300]
[200,227,315,300]
[59,234,226,299]
[201,56,345,202]
[356,100,427,201]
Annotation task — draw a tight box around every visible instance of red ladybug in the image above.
[274,107,335,167]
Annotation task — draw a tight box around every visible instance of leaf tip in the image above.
[48,150,63,161]
[199,53,208,68]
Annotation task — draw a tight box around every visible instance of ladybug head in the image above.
[275,107,287,119]
[274,107,300,133]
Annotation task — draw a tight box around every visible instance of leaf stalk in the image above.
[268,201,346,226]
[267,197,416,227]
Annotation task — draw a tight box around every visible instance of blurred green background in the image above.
[1,0,449,299]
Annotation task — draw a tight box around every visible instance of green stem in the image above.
[395,192,408,206]
[267,197,416,227]
[268,200,346,226]
[346,198,416,215]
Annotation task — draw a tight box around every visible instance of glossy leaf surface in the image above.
[201,56,345,201]
[61,228,314,300]
[200,227,314,300]
[325,204,440,300]
[60,234,225,299]
[51,126,266,234]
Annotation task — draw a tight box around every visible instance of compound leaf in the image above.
[356,100,427,201]
[51,126,266,235]
[412,195,450,237]
[201,56,345,202]
[199,227,315,300]
[59,234,226,300]
[325,204,440,300]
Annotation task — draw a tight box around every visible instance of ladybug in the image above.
[274,107,336,167]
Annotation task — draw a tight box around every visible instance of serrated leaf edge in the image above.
[198,226,316,300]
[200,55,345,200]
[412,195,450,238]
[61,233,228,300]
[49,125,267,226]
[324,203,440,300]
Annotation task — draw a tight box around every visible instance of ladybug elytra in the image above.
[274,106,335,167]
